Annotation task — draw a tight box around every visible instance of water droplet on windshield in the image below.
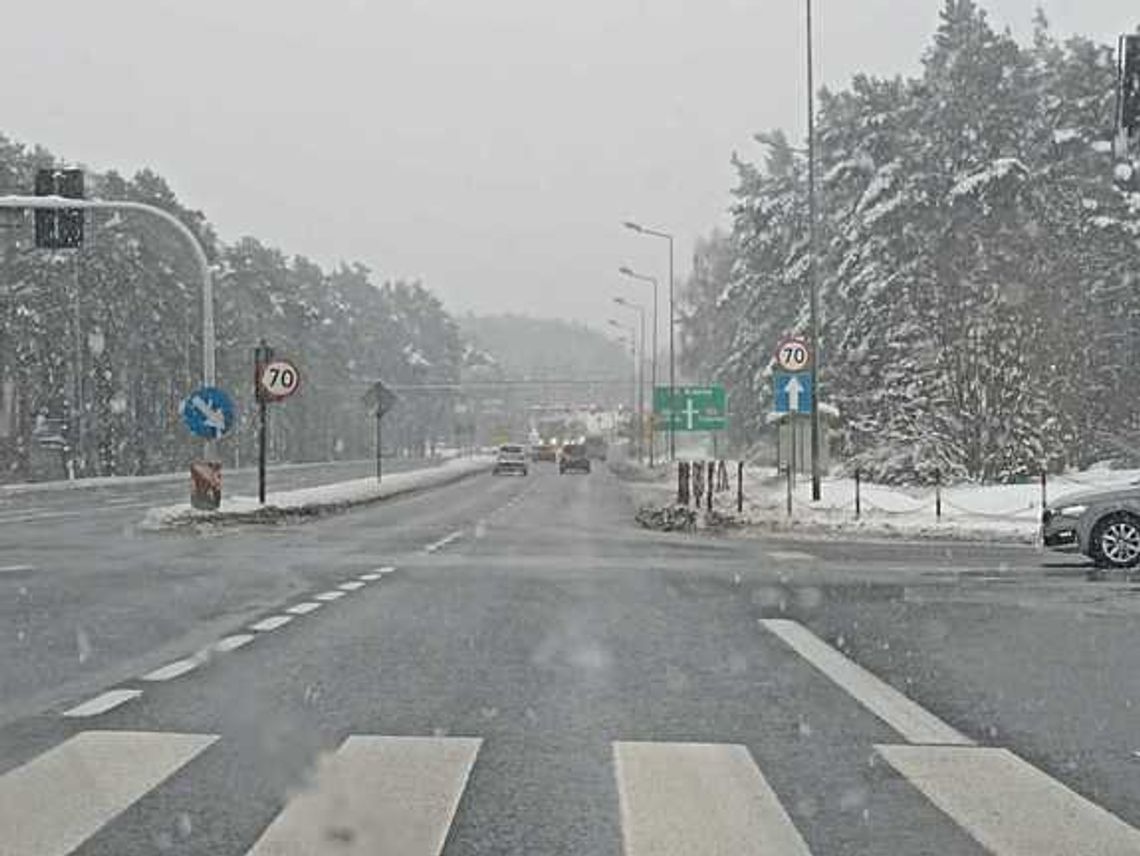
[76,626,91,663]
[176,812,193,838]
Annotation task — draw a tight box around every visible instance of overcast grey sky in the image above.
[0,1,1133,331]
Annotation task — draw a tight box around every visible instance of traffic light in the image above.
[33,168,84,249]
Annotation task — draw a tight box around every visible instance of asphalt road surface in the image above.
[2,462,1140,854]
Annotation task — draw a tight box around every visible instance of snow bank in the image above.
[141,456,493,530]
[2,457,379,495]
[625,463,1140,545]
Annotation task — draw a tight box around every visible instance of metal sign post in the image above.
[376,410,383,483]
[253,341,274,505]
[253,346,302,505]
[364,380,398,484]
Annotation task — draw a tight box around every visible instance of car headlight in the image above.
[1055,504,1088,517]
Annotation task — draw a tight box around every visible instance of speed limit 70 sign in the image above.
[259,359,301,401]
[774,337,812,372]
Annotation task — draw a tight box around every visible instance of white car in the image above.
[493,444,529,476]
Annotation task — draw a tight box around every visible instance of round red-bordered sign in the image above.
[774,337,812,372]
[259,359,301,401]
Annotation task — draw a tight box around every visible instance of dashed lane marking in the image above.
[315,591,346,601]
[141,658,201,682]
[211,634,255,653]
[339,581,366,591]
[249,615,294,632]
[61,689,142,719]
[358,573,383,582]
[424,531,464,554]
[760,618,973,746]
[765,550,817,562]
[286,601,322,615]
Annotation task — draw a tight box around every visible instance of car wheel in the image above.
[1091,513,1140,569]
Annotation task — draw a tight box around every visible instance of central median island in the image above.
[141,456,493,531]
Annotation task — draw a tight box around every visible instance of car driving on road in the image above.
[1042,482,1140,570]
[493,444,529,476]
[559,443,591,475]
[532,442,558,463]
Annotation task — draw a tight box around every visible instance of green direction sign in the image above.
[653,385,727,432]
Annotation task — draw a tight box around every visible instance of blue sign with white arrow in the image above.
[181,386,236,439]
[773,372,812,414]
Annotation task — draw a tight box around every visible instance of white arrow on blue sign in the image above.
[773,371,812,414]
[181,386,236,439]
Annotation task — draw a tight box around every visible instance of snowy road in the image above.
[2,463,1140,854]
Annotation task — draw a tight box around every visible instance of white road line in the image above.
[0,730,216,856]
[141,658,201,682]
[315,590,346,601]
[212,633,255,652]
[0,564,35,573]
[0,511,79,525]
[877,744,1140,855]
[246,735,481,855]
[613,742,812,856]
[339,581,366,591]
[424,531,463,553]
[760,619,972,746]
[286,601,322,615]
[765,550,817,562]
[61,689,142,718]
[250,615,294,632]
[358,573,383,582]
[375,566,396,575]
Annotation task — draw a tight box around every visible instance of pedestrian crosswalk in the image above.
[0,731,216,856]
[613,741,811,856]
[2,729,1140,855]
[246,736,480,856]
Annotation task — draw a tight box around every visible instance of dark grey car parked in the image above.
[1042,483,1140,570]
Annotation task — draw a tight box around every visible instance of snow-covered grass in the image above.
[623,460,1140,545]
[141,456,493,530]
[2,452,465,495]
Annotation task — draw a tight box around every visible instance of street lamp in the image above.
[623,220,675,462]
[619,265,658,466]
[805,0,822,500]
[613,296,646,465]
[608,319,638,439]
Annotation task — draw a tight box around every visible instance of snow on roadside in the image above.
[2,452,466,495]
[0,456,427,495]
[141,456,493,530]
[622,461,1140,545]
